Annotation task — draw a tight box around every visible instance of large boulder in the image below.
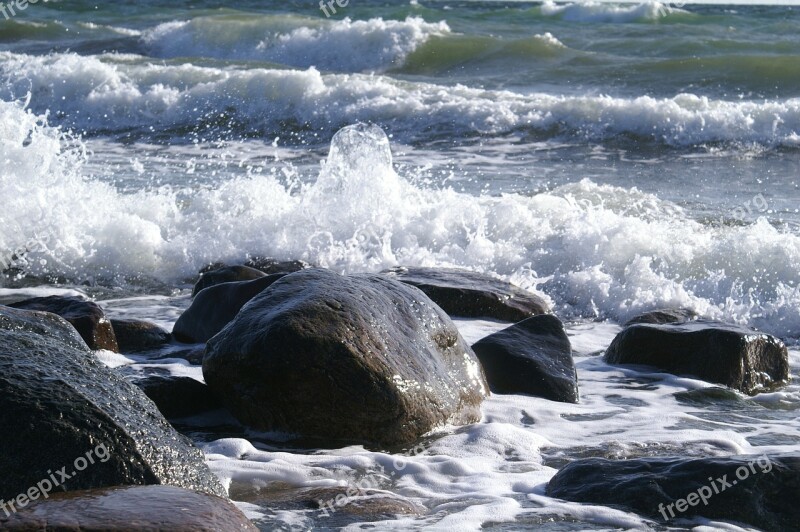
[204,268,488,446]
[111,318,171,352]
[546,454,800,530]
[173,273,287,343]
[0,306,226,500]
[0,485,256,531]
[7,295,118,351]
[471,315,578,403]
[604,320,789,395]
[132,375,222,419]
[381,266,549,322]
[192,265,266,297]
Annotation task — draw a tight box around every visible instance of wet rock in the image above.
[0,306,226,500]
[111,319,171,352]
[132,375,222,419]
[192,265,266,297]
[204,268,488,447]
[471,314,578,403]
[624,308,699,326]
[381,266,549,322]
[604,320,789,395]
[7,295,118,351]
[0,485,256,531]
[173,273,287,343]
[244,257,311,275]
[546,454,800,531]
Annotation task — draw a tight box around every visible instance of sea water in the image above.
[1,1,800,529]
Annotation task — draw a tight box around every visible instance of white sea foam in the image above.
[2,52,798,147]
[540,0,685,22]
[3,107,800,338]
[142,16,450,72]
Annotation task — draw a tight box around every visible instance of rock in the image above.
[471,314,578,403]
[624,308,699,326]
[0,306,226,500]
[7,295,118,351]
[244,257,311,275]
[192,265,266,297]
[381,266,549,322]
[546,454,800,530]
[111,319,171,352]
[204,268,488,447]
[132,376,222,419]
[604,320,789,395]
[0,485,256,531]
[173,274,287,343]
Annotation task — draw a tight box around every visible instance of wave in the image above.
[3,108,800,339]
[538,0,690,23]
[142,15,449,72]
[1,51,799,148]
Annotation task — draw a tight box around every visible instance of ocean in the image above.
[1,0,800,529]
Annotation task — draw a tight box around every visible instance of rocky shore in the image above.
[0,261,796,530]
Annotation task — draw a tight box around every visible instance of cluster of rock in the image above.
[1,259,795,529]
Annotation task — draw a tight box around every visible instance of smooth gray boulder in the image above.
[0,306,225,501]
[192,265,266,297]
[546,454,799,531]
[173,273,287,343]
[604,320,789,395]
[204,268,488,446]
[381,266,549,322]
[472,314,578,403]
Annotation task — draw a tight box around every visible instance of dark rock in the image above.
[204,268,488,447]
[166,344,207,365]
[244,257,311,275]
[381,266,549,322]
[173,274,287,343]
[7,295,118,351]
[132,375,222,419]
[111,319,171,352]
[625,308,699,326]
[0,306,226,500]
[192,265,266,297]
[471,314,578,403]
[604,320,789,395]
[0,485,256,531]
[546,454,800,531]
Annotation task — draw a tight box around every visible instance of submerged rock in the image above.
[204,268,488,447]
[624,308,699,326]
[132,375,222,419]
[173,273,287,343]
[604,320,789,395]
[7,295,118,351]
[0,306,225,500]
[0,485,256,531]
[381,266,549,322]
[192,265,266,297]
[111,318,171,352]
[472,314,578,403]
[546,454,800,531]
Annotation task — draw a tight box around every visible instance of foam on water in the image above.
[142,16,449,72]
[193,318,800,530]
[540,0,687,22]
[3,105,800,338]
[2,51,799,148]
